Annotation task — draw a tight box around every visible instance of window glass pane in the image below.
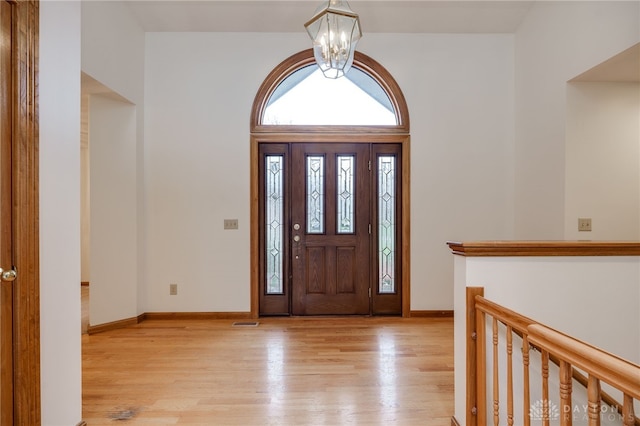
[307,156,325,234]
[263,66,396,125]
[378,156,396,294]
[265,156,284,294]
[337,155,354,234]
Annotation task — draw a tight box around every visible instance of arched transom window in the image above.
[251,49,409,132]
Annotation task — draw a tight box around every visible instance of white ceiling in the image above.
[124,1,535,33]
[98,1,638,82]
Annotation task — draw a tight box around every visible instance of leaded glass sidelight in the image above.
[378,156,396,294]
[337,155,355,233]
[306,156,325,234]
[265,156,284,294]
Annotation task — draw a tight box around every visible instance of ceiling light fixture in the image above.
[304,0,362,79]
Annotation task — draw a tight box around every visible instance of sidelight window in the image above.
[378,155,396,294]
[265,155,284,294]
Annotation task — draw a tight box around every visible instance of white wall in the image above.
[82,1,147,319]
[565,82,640,240]
[143,32,515,312]
[89,1,639,317]
[81,1,144,105]
[40,2,82,424]
[453,255,640,424]
[143,32,301,312]
[89,95,139,325]
[514,1,640,239]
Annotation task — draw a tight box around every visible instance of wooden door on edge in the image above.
[0,1,13,424]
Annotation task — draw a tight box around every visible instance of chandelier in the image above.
[304,0,362,79]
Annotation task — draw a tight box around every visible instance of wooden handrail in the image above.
[474,295,535,335]
[448,240,640,257]
[527,324,640,400]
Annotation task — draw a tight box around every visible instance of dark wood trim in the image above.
[76,422,87,426]
[87,312,254,334]
[250,137,260,319]
[11,1,41,424]
[451,416,461,426]
[447,240,640,257]
[401,137,410,317]
[87,317,139,335]
[80,281,89,286]
[410,310,453,318]
[142,312,252,321]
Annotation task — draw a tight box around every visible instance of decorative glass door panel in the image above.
[265,155,284,294]
[378,156,396,294]
[259,144,290,315]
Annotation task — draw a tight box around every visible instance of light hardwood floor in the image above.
[82,313,454,425]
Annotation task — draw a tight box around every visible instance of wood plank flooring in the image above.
[82,317,454,425]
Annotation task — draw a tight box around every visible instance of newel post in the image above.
[466,287,485,426]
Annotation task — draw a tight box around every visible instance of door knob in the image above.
[293,235,300,242]
[1,269,16,282]
[293,223,300,231]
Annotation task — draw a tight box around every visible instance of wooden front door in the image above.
[291,143,370,315]
[0,1,40,423]
[0,1,13,423]
[258,141,402,316]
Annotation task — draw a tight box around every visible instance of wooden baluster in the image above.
[522,334,530,426]
[587,374,601,426]
[559,360,572,426]
[506,326,513,426]
[542,350,549,426]
[493,318,500,425]
[622,394,635,426]
[476,307,487,426]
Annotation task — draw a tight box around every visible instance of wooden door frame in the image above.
[5,0,41,423]
[250,134,411,318]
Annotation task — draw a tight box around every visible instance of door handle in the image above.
[0,268,17,282]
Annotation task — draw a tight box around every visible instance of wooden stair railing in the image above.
[528,324,639,426]
[466,287,640,426]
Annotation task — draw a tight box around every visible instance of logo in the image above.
[529,399,560,421]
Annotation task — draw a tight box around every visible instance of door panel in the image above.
[291,143,370,315]
[0,1,13,424]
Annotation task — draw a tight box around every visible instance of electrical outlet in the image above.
[578,218,592,232]
[169,283,178,295]
[224,219,238,230]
